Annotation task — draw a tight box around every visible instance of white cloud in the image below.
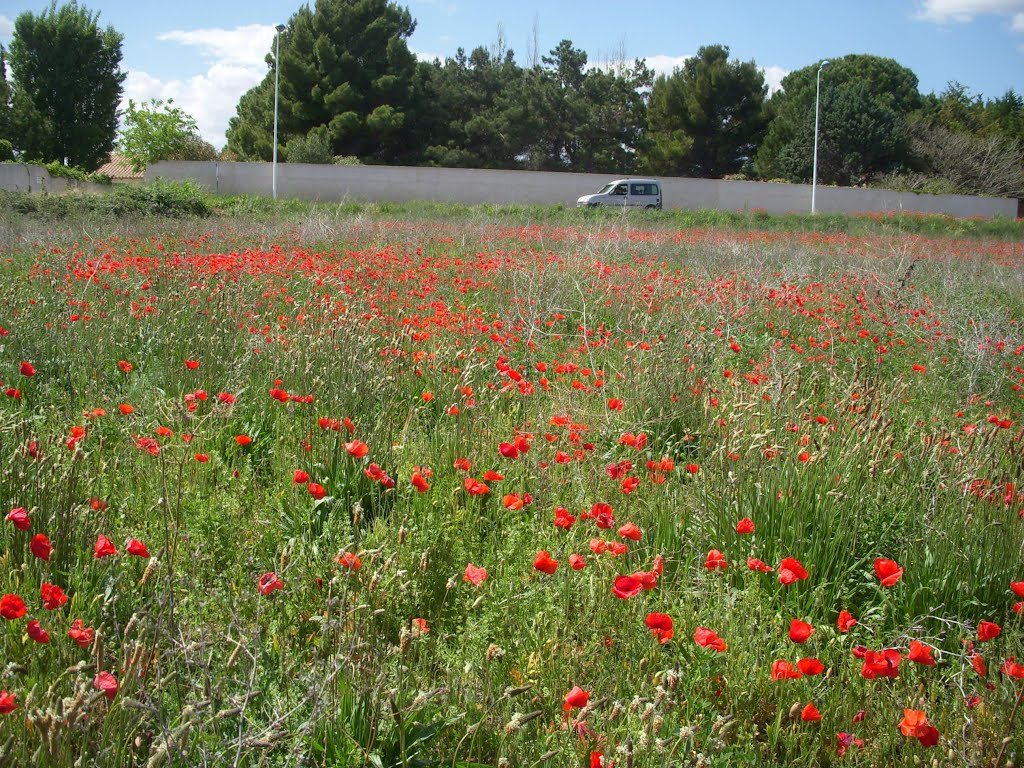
[645,55,689,78]
[157,24,277,68]
[123,24,277,149]
[916,0,1024,22]
[0,15,13,40]
[1013,11,1024,28]
[762,65,788,95]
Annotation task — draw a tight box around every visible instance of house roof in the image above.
[96,154,145,180]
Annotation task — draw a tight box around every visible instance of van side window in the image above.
[630,183,658,196]
[613,184,627,195]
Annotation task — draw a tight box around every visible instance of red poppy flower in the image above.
[618,522,642,541]
[874,557,903,587]
[30,533,53,561]
[685,463,699,474]
[498,442,519,459]
[308,483,326,500]
[40,583,67,611]
[194,453,209,462]
[789,619,814,644]
[118,403,135,415]
[463,477,490,495]
[735,517,755,534]
[970,651,987,677]
[411,472,430,493]
[234,435,252,447]
[778,557,808,585]
[694,627,727,652]
[19,361,35,377]
[704,549,727,571]
[569,554,586,570]
[0,691,16,714]
[463,563,487,586]
[94,535,117,559]
[563,685,589,712]
[770,660,802,680]
[126,539,150,558]
[589,538,609,555]
[797,658,825,675]
[612,575,642,599]
[336,552,361,570]
[257,572,283,595]
[899,709,939,747]
[503,494,524,511]
[1010,581,1024,597]
[481,470,503,481]
[553,507,576,530]
[93,671,118,701]
[293,469,309,485]
[977,620,1001,642]
[184,359,200,370]
[747,557,773,572]
[908,640,936,666]
[533,550,558,575]
[118,360,133,374]
[26,619,49,644]
[1002,657,1024,679]
[6,507,29,531]
[861,649,902,679]
[412,617,429,634]
[645,612,673,644]
[837,609,857,633]
[0,594,26,620]
[801,703,822,722]
[68,619,94,648]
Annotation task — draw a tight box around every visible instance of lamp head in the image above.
[819,60,831,70]
[276,24,286,34]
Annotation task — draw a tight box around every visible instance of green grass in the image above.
[0,205,1020,766]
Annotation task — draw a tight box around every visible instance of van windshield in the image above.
[597,183,615,194]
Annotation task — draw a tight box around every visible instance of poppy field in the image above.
[0,211,1022,767]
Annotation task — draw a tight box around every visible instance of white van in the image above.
[576,179,662,210]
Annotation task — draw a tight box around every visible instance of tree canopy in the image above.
[754,55,919,183]
[226,0,422,164]
[7,0,125,170]
[118,99,204,171]
[643,44,767,178]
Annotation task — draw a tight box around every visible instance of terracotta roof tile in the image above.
[96,154,145,180]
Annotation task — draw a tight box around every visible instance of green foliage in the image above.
[43,159,109,184]
[0,178,211,218]
[226,0,422,164]
[7,0,125,170]
[775,81,905,185]
[520,40,652,173]
[420,45,537,169]
[643,44,768,178]
[285,128,335,164]
[755,54,920,182]
[118,98,202,171]
[0,46,11,144]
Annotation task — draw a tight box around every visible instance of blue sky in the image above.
[2,0,1023,147]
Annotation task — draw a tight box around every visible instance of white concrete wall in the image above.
[0,163,109,194]
[145,161,1020,219]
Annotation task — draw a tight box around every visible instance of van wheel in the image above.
[645,205,657,210]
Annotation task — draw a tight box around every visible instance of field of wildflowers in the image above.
[0,209,1021,766]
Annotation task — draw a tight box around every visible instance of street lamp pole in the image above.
[811,59,830,215]
[272,23,286,200]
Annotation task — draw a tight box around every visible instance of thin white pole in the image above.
[811,60,830,215]
[272,26,283,200]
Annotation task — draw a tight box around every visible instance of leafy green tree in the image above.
[7,1,125,170]
[643,45,767,178]
[420,45,538,169]
[521,40,651,173]
[119,99,203,171]
[755,54,919,182]
[285,127,334,163]
[775,81,904,185]
[226,0,422,164]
